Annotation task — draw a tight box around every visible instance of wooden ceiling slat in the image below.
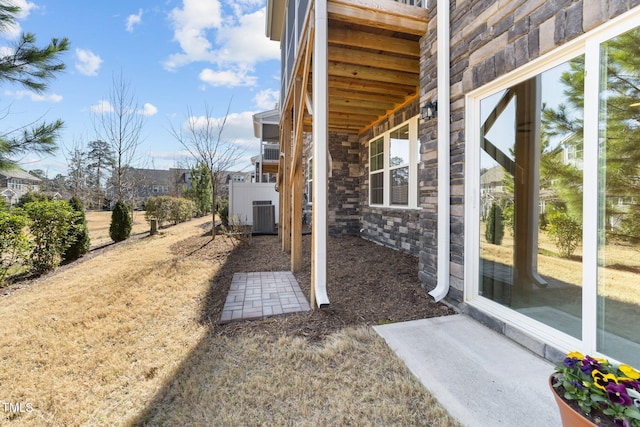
[328,27,419,57]
[329,61,418,86]
[328,76,415,96]
[330,96,396,111]
[328,88,405,104]
[328,46,419,74]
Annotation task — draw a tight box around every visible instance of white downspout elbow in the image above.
[429,0,451,302]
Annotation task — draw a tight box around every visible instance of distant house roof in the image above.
[0,167,42,182]
[480,166,506,186]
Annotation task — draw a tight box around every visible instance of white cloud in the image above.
[198,68,256,88]
[11,90,63,103]
[163,0,222,70]
[90,100,114,114]
[164,3,279,89]
[139,103,158,116]
[126,9,143,32]
[3,0,37,39]
[213,10,279,66]
[0,46,14,57]
[254,89,279,110]
[184,110,258,153]
[75,48,103,76]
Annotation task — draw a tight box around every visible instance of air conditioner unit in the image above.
[252,201,275,233]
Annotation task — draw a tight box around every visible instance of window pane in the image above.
[479,57,584,339]
[370,138,384,171]
[371,172,384,204]
[597,26,640,367]
[390,124,409,167]
[391,167,409,205]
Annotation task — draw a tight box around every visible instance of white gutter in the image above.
[429,0,451,302]
[312,0,330,308]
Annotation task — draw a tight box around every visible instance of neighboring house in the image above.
[252,108,280,184]
[266,0,640,368]
[106,168,190,207]
[0,168,41,206]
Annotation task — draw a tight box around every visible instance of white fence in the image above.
[229,181,279,226]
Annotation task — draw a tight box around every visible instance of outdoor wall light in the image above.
[422,100,438,120]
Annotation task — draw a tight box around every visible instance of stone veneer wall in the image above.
[327,132,361,236]
[419,0,640,307]
[358,101,422,256]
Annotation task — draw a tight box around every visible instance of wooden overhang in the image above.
[302,0,428,134]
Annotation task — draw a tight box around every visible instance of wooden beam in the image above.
[328,62,418,86]
[291,135,303,272]
[328,27,419,57]
[328,0,428,36]
[328,46,419,74]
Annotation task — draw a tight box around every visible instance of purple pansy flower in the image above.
[580,355,601,374]
[606,383,633,406]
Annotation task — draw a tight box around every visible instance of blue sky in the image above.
[1,0,280,177]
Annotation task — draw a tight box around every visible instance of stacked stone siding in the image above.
[358,102,422,255]
[328,132,361,236]
[418,0,640,303]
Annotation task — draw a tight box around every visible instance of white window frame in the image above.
[368,115,419,209]
[464,7,640,357]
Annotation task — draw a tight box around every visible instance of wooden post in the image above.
[281,111,292,253]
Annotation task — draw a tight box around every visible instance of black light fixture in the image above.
[422,100,438,120]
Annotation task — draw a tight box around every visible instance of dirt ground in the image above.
[170,222,455,341]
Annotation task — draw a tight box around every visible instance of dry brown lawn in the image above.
[0,216,459,426]
[86,210,150,248]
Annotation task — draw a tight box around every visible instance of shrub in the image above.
[485,203,504,245]
[62,197,90,262]
[218,199,229,228]
[16,191,52,208]
[547,211,582,258]
[110,200,132,242]
[0,211,30,283]
[144,196,194,227]
[23,200,79,273]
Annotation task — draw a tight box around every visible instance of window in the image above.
[467,15,640,367]
[368,116,419,208]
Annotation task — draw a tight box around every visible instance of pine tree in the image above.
[0,1,69,170]
[109,200,132,242]
[63,197,90,262]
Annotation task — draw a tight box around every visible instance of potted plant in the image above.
[551,351,640,426]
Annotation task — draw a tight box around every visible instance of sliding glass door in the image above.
[472,20,640,367]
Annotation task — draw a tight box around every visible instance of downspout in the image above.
[428,0,451,302]
[312,0,330,307]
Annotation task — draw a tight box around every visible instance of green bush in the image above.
[110,200,132,242]
[0,211,30,283]
[218,199,229,228]
[144,196,194,227]
[62,197,91,262]
[485,203,504,245]
[547,211,582,258]
[16,191,52,208]
[23,200,79,273]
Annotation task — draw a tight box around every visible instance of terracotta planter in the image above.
[549,376,597,427]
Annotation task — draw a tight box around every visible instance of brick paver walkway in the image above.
[220,271,310,323]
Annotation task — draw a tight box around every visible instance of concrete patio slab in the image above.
[374,314,561,427]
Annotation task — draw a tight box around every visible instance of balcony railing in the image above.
[263,144,280,162]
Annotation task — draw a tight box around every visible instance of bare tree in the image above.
[93,72,145,202]
[170,102,243,238]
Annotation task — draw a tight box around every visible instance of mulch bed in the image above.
[170,223,455,341]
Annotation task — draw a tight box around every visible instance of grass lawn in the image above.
[0,216,459,426]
